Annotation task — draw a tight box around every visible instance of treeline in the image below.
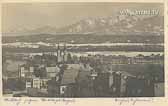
[2,45,163,53]
[2,34,164,44]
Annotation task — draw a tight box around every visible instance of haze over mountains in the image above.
[3,15,164,36]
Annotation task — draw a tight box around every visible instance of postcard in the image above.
[0,0,167,106]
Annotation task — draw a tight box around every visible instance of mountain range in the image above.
[5,15,164,36]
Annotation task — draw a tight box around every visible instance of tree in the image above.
[34,68,47,78]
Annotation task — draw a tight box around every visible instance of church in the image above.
[56,43,68,63]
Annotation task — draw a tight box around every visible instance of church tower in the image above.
[63,43,68,62]
[57,43,62,63]
[57,43,68,63]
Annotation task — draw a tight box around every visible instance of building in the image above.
[108,71,122,97]
[60,67,79,97]
[19,65,34,78]
[120,71,135,97]
[94,72,110,96]
[46,66,60,78]
[126,76,154,97]
[57,43,68,63]
[154,82,164,97]
[26,79,32,89]
[40,78,50,89]
[25,77,50,89]
[32,78,41,89]
[76,70,95,97]
[63,43,68,62]
[27,87,48,97]
[47,78,60,97]
[93,70,134,97]
[90,70,98,80]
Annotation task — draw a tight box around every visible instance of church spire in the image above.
[63,43,66,50]
[57,43,60,50]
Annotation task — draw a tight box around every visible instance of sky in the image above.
[2,2,163,35]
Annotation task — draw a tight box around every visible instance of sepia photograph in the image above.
[1,2,164,98]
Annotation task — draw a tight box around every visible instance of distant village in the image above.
[2,43,164,97]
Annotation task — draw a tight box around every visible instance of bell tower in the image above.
[57,43,62,63]
[63,43,68,62]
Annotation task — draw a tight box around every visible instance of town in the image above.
[2,43,164,97]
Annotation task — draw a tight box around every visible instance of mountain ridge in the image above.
[3,15,164,36]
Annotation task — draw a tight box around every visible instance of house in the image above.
[40,78,50,89]
[60,68,79,97]
[108,71,122,97]
[90,70,98,80]
[120,71,135,97]
[154,82,164,97]
[76,70,95,97]
[47,78,60,97]
[19,65,34,78]
[26,79,32,89]
[19,66,27,77]
[133,54,144,64]
[126,76,154,97]
[93,70,134,97]
[94,72,110,97]
[32,78,41,89]
[126,77,144,97]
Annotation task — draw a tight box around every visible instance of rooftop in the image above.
[61,68,79,85]
[46,66,60,73]
[76,70,91,83]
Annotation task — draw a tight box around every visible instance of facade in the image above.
[26,77,49,89]
[40,78,50,89]
[26,80,32,89]
[19,65,34,78]
[154,82,164,97]
[32,78,41,89]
